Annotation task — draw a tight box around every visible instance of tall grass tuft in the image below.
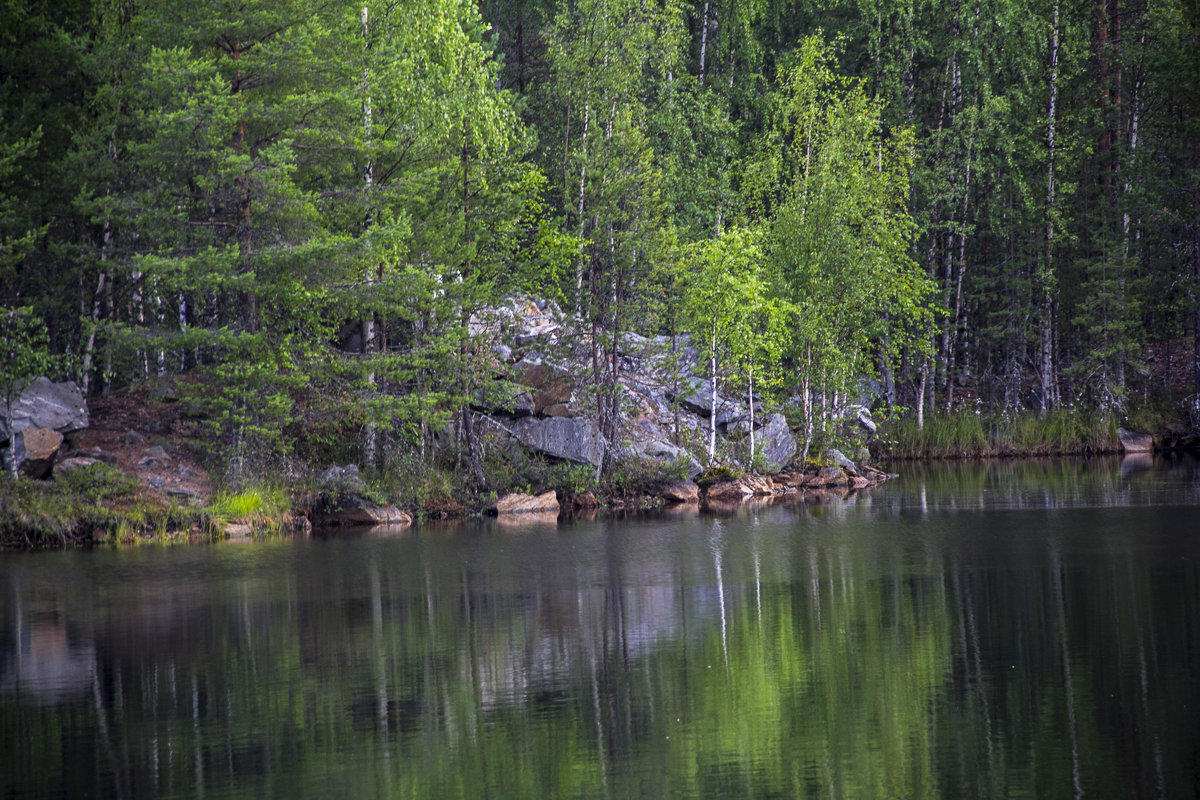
[205,485,291,534]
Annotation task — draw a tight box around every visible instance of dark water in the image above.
[3,457,1199,799]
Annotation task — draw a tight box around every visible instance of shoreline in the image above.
[7,446,1198,549]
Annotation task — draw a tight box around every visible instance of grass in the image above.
[204,485,293,533]
[880,407,1121,459]
[0,465,206,547]
[0,464,304,547]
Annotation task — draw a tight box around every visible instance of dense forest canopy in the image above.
[1,0,1198,477]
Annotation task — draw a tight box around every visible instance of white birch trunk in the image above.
[361,5,378,466]
[709,330,718,462]
[1041,0,1060,414]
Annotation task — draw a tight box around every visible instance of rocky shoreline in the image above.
[303,456,896,532]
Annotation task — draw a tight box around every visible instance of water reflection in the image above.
[1,458,1199,799]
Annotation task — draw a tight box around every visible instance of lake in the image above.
[2,456,1199,799]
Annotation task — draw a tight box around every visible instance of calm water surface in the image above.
[3,457,1199,799]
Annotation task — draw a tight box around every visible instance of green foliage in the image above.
[3,0,1200,484]
[695,464,745,486]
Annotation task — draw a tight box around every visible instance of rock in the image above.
[147,384,178,402]
[542,403,571,417]
[90,447,118,465]
[571,491,600,509]
[16,428,63,479]
[147,418,173,435]
[626,438,703,479]
[492,344,513,363]
[54,456,101,475]
[135,457,159,470]
[774,470,806,488]
[849,475,871,489]
[661,480,700,503]
[318,464,364,487]
[510,417,606,467]
[167,487,204,502]
[1117,428,1154,453]
[705,480,753,501]
[758,414,797,471]
[513,360,575,413]
[742,476,775,495]
[480,381,535,416]
[489,491,560,515]
[824,448,856,471]
[856,406,877,435]
[225,523,253,538]
[313,497,412,527]
[344,506,412,526]
[124,430,146,445]
[144,445,170,461]
[149,477,166,489]
[672,377,722,415]
[715,404,751,429]
[816,466,849,487]
[0,378,88,442]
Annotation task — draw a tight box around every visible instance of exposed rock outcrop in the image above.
[758,413,797,471]
[510,417,606,467]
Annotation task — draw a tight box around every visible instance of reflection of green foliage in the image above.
[5,470,1199,798]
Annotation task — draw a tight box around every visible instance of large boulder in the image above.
[14,428,63,479]
[1,378,88,442]
[705,480,754,501]
[758,413,797,471]
[1117,428,1154,453]
[661,480,700,503]
[488,491,560,515]
[510,417,606,468]
[824,448,856,471]
[316,504,412,527]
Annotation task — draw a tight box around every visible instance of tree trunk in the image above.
[1041,0,1060,414]
[361,5,378,467]
[748,368,756,470]
[574,87,593,321]
[229,44,258,334]
[709,329,718,462]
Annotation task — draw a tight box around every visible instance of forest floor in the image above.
[67,384,216,504]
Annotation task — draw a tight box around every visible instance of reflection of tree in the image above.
[2,493,1199,798]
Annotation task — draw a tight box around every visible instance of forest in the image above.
[1,0,1198,485]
